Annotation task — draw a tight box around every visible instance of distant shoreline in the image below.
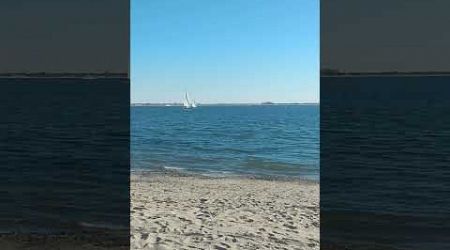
[321,71,450,77]
[131,102,319,107]
[322,74,450,78]
[0,73,128,79]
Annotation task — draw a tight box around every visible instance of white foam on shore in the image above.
[162,165,185,171]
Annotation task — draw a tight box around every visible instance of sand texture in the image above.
[131,174,319,250]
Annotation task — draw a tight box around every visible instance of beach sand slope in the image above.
[131,174,319,250]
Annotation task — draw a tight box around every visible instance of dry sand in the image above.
[131,173,319,250]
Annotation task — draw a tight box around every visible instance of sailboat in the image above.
[183,92,197,109]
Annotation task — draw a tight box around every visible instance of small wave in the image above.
[162,166,235,178]
[78,222,128,231]
[163,166,186,171]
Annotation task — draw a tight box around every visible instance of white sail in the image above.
[184,92,192,108]
[183,91,197,109]
[183,93,190,108]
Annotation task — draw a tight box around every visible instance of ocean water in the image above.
[0,78,129,236]
[131,105,319,180]
[321,76,450,249]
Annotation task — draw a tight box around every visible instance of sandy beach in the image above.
[131,173,319,250]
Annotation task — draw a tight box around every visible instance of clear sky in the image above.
[131,0,318,104]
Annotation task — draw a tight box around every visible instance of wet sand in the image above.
[131,173,319,250]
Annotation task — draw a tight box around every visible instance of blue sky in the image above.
[131,0,318,104]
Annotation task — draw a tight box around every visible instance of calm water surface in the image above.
[321,76,450,249]
[0,79,129,234]
[131,105,319,180]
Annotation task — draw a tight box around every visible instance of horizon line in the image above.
[320,70,450,76]
[131,102,319,105]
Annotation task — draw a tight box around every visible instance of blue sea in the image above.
[321,76,450,249]
[131,104,319,180]
[0,78,129,235]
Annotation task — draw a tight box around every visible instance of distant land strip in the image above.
[131,102,319,106]
[0,72,128,79]
[321,69,450,77]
